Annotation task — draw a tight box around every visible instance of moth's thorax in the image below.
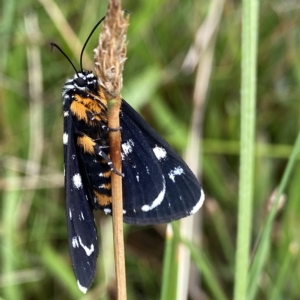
[62,70,109,126]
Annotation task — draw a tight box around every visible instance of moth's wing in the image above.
[63,108,99,293]
[120,99,204,225]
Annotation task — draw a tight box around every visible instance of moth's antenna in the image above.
[51,43,79,76]
[79,16,106,71]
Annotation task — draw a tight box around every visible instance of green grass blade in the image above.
[268,246,292,300]
[179,237,228,300]
[1,172,22,300]
[0,0,15,70]
[233,0,259,299]
[160,224,177,300]
[41,245,82,298]
[247,130,300,300]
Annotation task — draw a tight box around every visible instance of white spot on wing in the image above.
[153,145,167,161]
[122,139,134,155]
[63,132,68,145]
[168,166,184,182]
[190,190,205,215]
[77,280,87,294]
[72,236,79,248]
[78,236,94,256]
[69,209,72,219]
[81,212,84,220]
[72,173,82,189]
[63,111,69,117]
[142,176,166,211]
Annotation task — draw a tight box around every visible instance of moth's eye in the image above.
[89,80,97,91]
[74,77,86,87]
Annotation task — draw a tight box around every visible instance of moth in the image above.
[52,17,204,294]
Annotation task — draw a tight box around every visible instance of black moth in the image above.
[54,18,204,294]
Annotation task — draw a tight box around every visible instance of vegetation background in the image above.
[1,0,299,299]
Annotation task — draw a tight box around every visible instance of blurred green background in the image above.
[1,0,300,299]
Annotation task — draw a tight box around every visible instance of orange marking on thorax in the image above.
[77,135,96,154]
[70,93,108,124]
[93,190,112,206]
[70,101,89,122]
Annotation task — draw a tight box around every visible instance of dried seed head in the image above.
[94,0,129,99]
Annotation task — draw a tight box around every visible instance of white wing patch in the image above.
[72,173,83,189]
[142,176,166,211]
[168,166,184,182]
[122,139,134,155]
[153,145,167,161]
[78,236,94,256]
[63,132,68,145]
[72,236,79,248]
[190,190,205,215]
[77,280,87,294]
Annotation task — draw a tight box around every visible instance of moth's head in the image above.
[72,71,98,93]
[62,71,98,99]
[51,16,105,101]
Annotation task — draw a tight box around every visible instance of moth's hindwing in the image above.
[119,100,204,225]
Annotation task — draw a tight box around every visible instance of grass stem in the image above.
[233,0,259,299]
